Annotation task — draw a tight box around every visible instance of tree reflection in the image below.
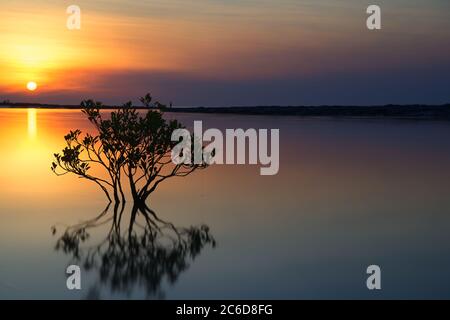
[53,203,216,299]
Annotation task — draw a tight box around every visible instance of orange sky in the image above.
[1,1,320,93]
[0,0,449,105]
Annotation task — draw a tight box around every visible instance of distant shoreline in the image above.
[1,103,450,120]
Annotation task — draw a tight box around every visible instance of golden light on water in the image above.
[27,108,37,138]
[0,109,104,202]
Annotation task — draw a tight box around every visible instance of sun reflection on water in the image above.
[27,108,37,138]
[0,109,94,200]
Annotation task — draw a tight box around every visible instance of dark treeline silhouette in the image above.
[166,104,450,119]
[3,101,450,120]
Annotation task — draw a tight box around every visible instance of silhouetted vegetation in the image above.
[51,94,208,204]
[139,93,167,109]
[163,104,450,119]
[51,95,214,298]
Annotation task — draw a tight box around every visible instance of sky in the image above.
[0,0,449,106]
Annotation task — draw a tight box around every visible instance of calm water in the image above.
[1,108,450,299]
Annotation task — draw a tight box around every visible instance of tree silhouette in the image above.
[51,95,215,298]
[139,93,167,109]
[51,95,208,204]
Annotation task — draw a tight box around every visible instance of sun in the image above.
[26,81,38,91]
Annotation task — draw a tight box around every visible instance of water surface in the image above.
[1,109,450,299]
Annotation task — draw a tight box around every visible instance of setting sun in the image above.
[27,81,37,91]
